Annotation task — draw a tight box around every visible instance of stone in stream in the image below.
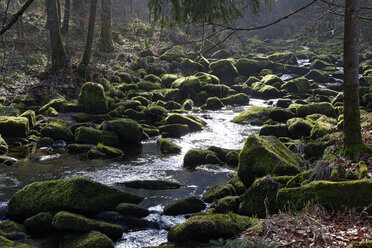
[0,220,27,240]
[74,126,119,147]
[209,59,239,83]
[0,116,29,138]
[52,211,123,241]
[63,231,114,248]
[115,203,149,218]
[221,93,250,106]
[0,134,8,155]
[232,106,271,125]
[119,180,181,190]
[165,113,204,132]
[156,138,181,155]
[158,124,189,138]
[102,118,143,145]
[210,196,240,214]
[183,148,221,168]
[7,177,143,220]
[238,135,301,188]
[163,196,206,216]
[24,212,54,236]
[40,120,73,141]
[78,82,108,114]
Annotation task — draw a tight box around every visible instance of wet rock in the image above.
[202,97,225,110]
[52,211,124,241]
[259,124,290,138]
[44,107,58,117]
[159,124,189,138]
[194,72,220,85]
[238,135,301,188]
[74,127,119,147]
[171,76,202,101]
[156,138,181,155]
[96,145,124,158]
[251,82,281,99]
[63,231,114,248]
[87,149,107,159]
[182,99,193,110]
[221,93,250,106]
[39,98,66,113]
[40,120,73,141]
[281,77,311,94]
[210,59,239,83]
[0,221,27,240]
[143,105,168,122]
[0,116,29,138]
[183,148,221,168]
[165,114,203,132]
[168,213,256,244]
[202,184,236,203]
[210,196,240,214]
[268,52,297,65]
[102,119,143,145]
[120,180,181,190]
[7,177,143,220]
[269,108,295,123]
[24,212,54,235]
[0,134,8,155]
[0,156,18,166]
[116,203,149,218]
[163,196,206,216]
[225,150,239,167]
[232,106,271,125]
[305,70,332,84]
[68,144,95,153]
[161,74,179,87]
[78,82,108,114]
[276,98,292,108]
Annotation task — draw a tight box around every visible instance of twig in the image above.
[0,0,35,36]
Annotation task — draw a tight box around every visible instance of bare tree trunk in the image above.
[57,0,61,27]
[79,0,98,76]
[45,0,68,71]
[61,0,70,34]
[343,0,363,160]
[99,0,114,52]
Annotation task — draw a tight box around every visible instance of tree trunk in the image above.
[45,0,68,71]
[99,0,114,52]
[343,0,363,160]
[79,0,98,76]
[57,0,62,27]
[61,0,70,34]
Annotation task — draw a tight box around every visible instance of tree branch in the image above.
[0,0,35,36]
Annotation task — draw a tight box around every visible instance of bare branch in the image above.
[0,0,35,36]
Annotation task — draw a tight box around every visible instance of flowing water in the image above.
[0,98,271,248]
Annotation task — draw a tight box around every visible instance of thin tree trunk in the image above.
[343,0,363,160]
[99,0,114,52]
[79,0,98,75]
[61,0,70,34]
[45,0,68,71]
[57,0,61,27]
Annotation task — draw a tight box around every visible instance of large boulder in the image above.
[159,124,189,138]
[40,120,73,141]
[221,93,250,106]
[183,148,221,168]
[268,52,297,65]
[102,119,143,145]
[74,127,119,147]
[235,59,263,77]
[310,115,337,140]
[171,76,202,101]
[52,211,123,241]
[0,134,8,155]
[156,138,181,154]
[24,212,54,235]
[0,116,29,138]
[287,118,313,139]
[168,213,256,244]
[277,179,372,213]
[163,196,206,216]
[210,59,239,83]
[281,77,311,94]
[259,124,289,138]
[238,135,301,188]
[78,82,108,114]
[297,102,336,118]
[115,203,149,218]
[305,70,331,84]
[63,231,114,248]
[232,106,271,125]
[165,114,203,132]
[203,97,225,110]
[251,82,281,99]
[7,177,143,220]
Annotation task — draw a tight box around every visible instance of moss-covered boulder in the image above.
[7,177,143,220]
[159,124,189,138]
[161,74,179,87]
[251,82,281,99]
[168,213,256,244]
[277,179,372,212]
[52,211,123,241]
[102,119,143,145]
[269,108,295,123]
[143,104,168,122]
[210,59,239,83]
[259,124,289,138]
[156,138,181,155]
[238,176,283,217]
[235,59,263,77]
[194,72,220,85]
[121,180,181,190]
[20,110,36,127]
[183,148,221,168]
[39,98,65,113]
[97,145,124,158]
[210,196,240,214]
[268,52,297,65]
[285,170,312,188]
[0,221,25,240]
[60,101,83,113]
[78,82,108,114]
[305,70,331,84]
[221,93,250,106]
[202,184,236,203]
[310,115,337,140]
[297,102,336,118]
[0,134,8,155]
[287,118,313,139]
[63,231,114,248]
[238,135,301,188]
[68,143,95,153]
[0,235,35,248]
[24,212,54,235]
[202,84,230,98]
[44,107,58,117]
[115,203,149,218]
[40,120,73,141]
[202,97,225,110]
[74,127,119,147]
[165,114,203,132]
[232,106,271,125]
[0,116,29,138]
[281,77,311,94]
[159,45,185,62]
[87,149,107,159]
[163,196,206,216]
[171,76,202,101]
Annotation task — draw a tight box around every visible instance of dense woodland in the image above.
[0,0,371,248]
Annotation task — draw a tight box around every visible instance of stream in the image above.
[0,98,270,248]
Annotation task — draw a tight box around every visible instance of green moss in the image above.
[24,212,54,235]
[144,74,162,84]
[194,72,220,85]
[286,118,313,139]
[159,45,185,62]
[39,98,66,113]
[286,170,312,188]
[221,93,250,106]
[183,148,221,168]
[20,110,36,127]
[210,196,240,214]
[116,203,149,218]
[277,179,372,212]
[235,59,263,77]
[268,52,297,64]
[0,134,8,155]
[97,145,124,158]
[156,138,181,155]
[245,76,260,86]
[102,119,143,145]
[0,116,29,138]
[164,196,206,216]
[297,102,336,118]
[281,77,311,94]
[137,80,161,91]
[44,107,58,117]
[60,101,83,113]
[310,115,337,140]
[356,161,368,179]
[75,127,119,147]
[64,231,114,248]
[78,82,108,114]
[159,124,189,138]
[160,74,179,87]
[143,104,168,122]
[354,240,372,248]
[227,175,246,195]
[202,97,225,110]
[261,75,284,87]
[171,76,202,100]
[0,235,35,248]
[259,124,289,138]
[269,108,295,123]
[209,59,239,83]
[238,135,301,188]
[252,82,281,99]
[165,113,203,132]
[52,211,124,241]
[40,120,73,141]
[168,213,257,244]
[8,177,143,219]
[232,106,271,125]
[202,184,236,203]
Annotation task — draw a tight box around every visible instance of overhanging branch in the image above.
[0,0,35,36]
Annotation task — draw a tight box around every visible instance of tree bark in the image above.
[79,0,98,75]
[99,0,114,52]
[45,0,68,71]
[343,0,363,160]
[61,0,70,34]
